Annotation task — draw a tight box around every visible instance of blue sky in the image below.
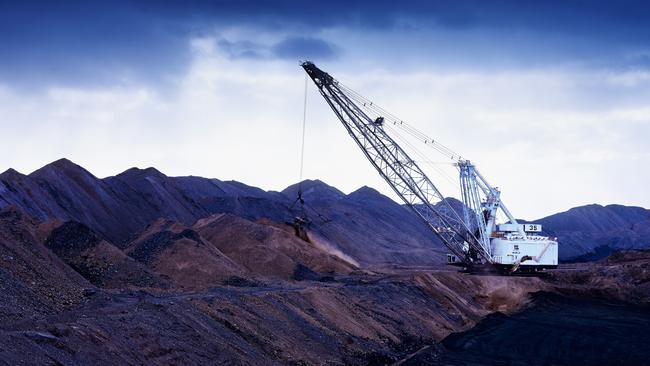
[3,0,650,87]
[1,1,649,218]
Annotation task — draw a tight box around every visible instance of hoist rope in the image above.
[290,74,309,211]
[299,73,308,185]
[335,81,461,190]
[334,82,475,235]
[338,83,463,162]
[384,124,459,187]
[292,75,332,224]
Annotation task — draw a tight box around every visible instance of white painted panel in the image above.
[490,238,557,266]
[497,223,543,232]
[523,223,542,232]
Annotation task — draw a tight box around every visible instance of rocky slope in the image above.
[194,213,357,279]
[0,267,548,365]
[1,172,649,364]
[125,218,244,290]
[545,249,650,303]
[0,160,448,267]
[0,207,91,320]
[45,221,167,289]
[3,244,646,365]
[1,202,555,365]
[283,181,448,266]
[534,204,650,260]
[3,159,649,265]
[0,159,291,247]
[3,159,649,263]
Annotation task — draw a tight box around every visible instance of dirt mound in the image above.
[547,250,650,303]
[285,180,448,268]
[0,269,548,365]
[126,219,244,290]
[45,221,102,256]
[45,221,166,289]
[128,229,202,264]
[0,207,90,320]
[194,213,357,280]
[1,205,643,365]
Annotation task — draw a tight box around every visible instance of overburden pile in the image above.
[1,159,649,364]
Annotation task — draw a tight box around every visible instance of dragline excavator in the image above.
[301,61,557,272]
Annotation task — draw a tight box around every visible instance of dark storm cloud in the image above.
[272,37,338,60]
[1,0,650,88]
[128,0,650,37]
[218,37,339,60]
[0,1,192,89]
[217,39,266,60]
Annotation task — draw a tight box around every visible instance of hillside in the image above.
[45,221,167,289]
[0,159,292,247]
[1,160,649,365]
[0,160,447,267]
[533,204,650,260]
[2,159,649,264]
[282,182,448,266]
[0,206,91,320]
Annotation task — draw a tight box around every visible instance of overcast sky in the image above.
[1,1,649,219]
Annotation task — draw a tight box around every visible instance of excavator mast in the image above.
[301,61,558,270]
[301,62,489,264]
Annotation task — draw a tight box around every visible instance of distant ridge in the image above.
[0,160,446,266]
[535,204,650,260]
[1,159,649,262]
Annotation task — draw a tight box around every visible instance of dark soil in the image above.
[402,292,650,366]
[129,229,201,264]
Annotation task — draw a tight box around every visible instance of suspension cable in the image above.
[298,74,308,190]
[338,83,463,162]
[384,124,459,187]
[336,82,472,233]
